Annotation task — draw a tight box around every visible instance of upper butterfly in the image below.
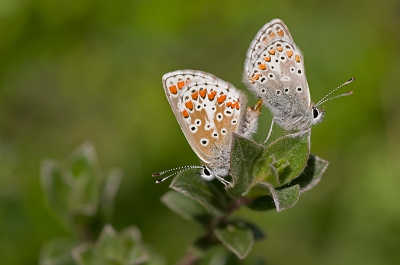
[243,19,354,142]
[153,70,261,186]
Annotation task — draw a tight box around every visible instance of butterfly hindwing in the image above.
[163,70,247,164]
[243,19,311,121]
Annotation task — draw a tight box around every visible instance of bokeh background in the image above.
[1,0,400,264]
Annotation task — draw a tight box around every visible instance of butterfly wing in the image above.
[243,19,311,128]
[163,70,247,164]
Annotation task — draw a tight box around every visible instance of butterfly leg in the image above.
[264,117,283,144]
[215,175,234,188]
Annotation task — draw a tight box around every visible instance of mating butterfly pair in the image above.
[152,19,354,186]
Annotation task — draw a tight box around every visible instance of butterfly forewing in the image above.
[163,70,246,164]
[243,19,311,120]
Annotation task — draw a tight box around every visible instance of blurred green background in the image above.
[1,0,400,264]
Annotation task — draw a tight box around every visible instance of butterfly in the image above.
[152,70,261,186]
[243,19,354,142]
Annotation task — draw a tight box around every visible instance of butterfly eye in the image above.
[203,166,211,176]
[313,107,319,119]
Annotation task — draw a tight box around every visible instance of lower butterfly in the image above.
[152,70,261,187]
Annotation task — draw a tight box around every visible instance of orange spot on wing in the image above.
[208,91,217,101]
[264,56,271,62]
[169,85,178,94]
[185,100,194,110]
[199,89,207,99]
[258,63,267,70]
[233,102,240,110]
[191,91,199,100]
[277,29,284,37]
[286,50,293,58]
[182,109,189,118]
[268,49,276,55]
[177,81,185,89]
[262,36,268,44]
[269,32,276,39]
[277,46,283,52]
[295,54,301,63]
[217,94,227,104]
[226,102,232,108]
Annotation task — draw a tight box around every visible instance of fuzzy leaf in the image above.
[99,168,123,220]
[253,130,310,188]
[246,184,300,212]
[291,155,329,192]
[239,220,266,242]
[161,190,212,225]
[197,247,240,265]
[214,221,253,259]
[65,142,101,217]
[271,185,301,211]
[227,134,264,198]
[170,169,230,215]
[39,238,78,265]
[72,225,149,265]
[246,195,276,211]
[40,160,73,225]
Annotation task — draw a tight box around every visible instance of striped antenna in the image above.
[316,77,355,107]
[152,165,203,184]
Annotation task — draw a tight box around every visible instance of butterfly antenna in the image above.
[316,77,355,107]
[152,165,202,184]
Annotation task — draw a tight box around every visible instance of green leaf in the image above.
[227,134,265,198]
[40,238,78,265]
[253,130,310,188]
[41,143,124,234]
[246,195,276,211]
[197,246,241,265]
[161,190,212,225]
[41,160,75,226]
[246,184,300,212]
[170,170,231,215]
[99,168,123,220]
[72,244,97,265]
[290,155,329,192]
[271,184,301,211]
[238,220,266,242]
[65,142,101,217]
[214,221,253,259]
[72,225,149,265]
